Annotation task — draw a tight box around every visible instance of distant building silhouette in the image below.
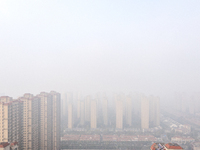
[102,97,108,126]
[116,96,123,129]
[80,100,85,126]
[149,96,160,127]
[63,92,160,130]
[68,103,73,129]
[90,100,97,128]
[85,95,91,122]
[141,95,149,129]
[125,95,132,126]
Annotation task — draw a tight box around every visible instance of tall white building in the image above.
[125,96,132,126]
[0,97,23,149]
[38,91,61,150]
[141,95,149,129]
[102,97,108,126]
[68,103,73,129]
[85,95,91,122]
[116,98,123,129]
[19,94,40,150]
[90,100,97,128]
[80,101,85,126]
[50,91,61,150]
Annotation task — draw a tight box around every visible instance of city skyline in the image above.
[1,90,200,150]
[62,92,160,130]
[1,1,200,149]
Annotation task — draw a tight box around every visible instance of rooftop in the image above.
[165,143,183,149]
[0,142,9,148]
[151,143,183,150]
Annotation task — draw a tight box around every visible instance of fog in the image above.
[1,0,200,99]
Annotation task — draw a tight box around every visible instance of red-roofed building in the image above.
[165,143,183,150]
[150,143,166,150]
[150,143,183,150]
[0,142,10,149]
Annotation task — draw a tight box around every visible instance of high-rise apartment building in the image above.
[116,98,123,129]
[0,96,12,103]
[73,92,81,120]
[38,91,61,150]
[90,100,97,128]
[85,95,91,122]
[149,95,155,126]
[77,100,81,119]
[19,94,40,150]
[102,97,108,126]
[50,91,61,150]
[0,91,61,150]
[194,93,200,114]
[0,97,23,149]
[62,92,73,128]
[68,103,73,129]
[189,96,195,115]
[149,96,160,127]
[132,93,141,117]
[155,97,160,126]
[141,96,149,129]
[38,92,53,150]
[80,100,85,126]
[125,96,132,126]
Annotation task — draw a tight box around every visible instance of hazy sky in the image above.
[1,0,200,98]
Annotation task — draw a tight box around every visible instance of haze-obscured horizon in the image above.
[1,0,200,99]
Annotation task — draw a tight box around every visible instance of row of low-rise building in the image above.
[192,142,200,150]
[61,134,159,149]
[61,134,157,142]
[171,136,195,144]
[161,117,191,134]
[0,91,61,150]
